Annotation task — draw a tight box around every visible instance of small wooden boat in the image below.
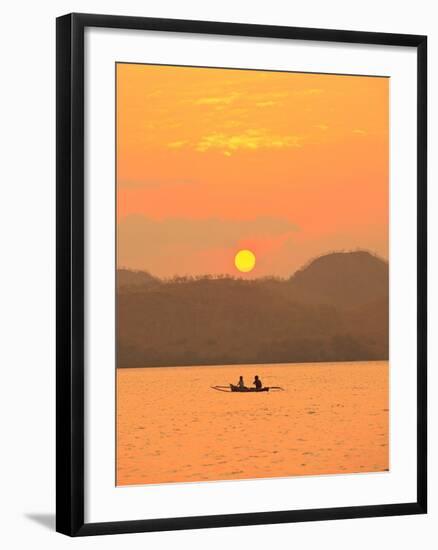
[211,385,284,393]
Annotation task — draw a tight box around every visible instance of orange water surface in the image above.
[116,361,388,486]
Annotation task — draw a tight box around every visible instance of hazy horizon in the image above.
[117,248,388,281]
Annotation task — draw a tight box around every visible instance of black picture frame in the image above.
[56,12,427,537]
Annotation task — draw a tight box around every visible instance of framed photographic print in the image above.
[56,13,427,536]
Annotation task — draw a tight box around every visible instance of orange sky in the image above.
[116,63,388,278]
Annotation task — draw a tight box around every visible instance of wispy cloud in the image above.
[167,140,188,149]
[193,92,241,106]
[195,129,302,153]
[255,100,277,107]
[189,88,323,110]
[119,215,298,253]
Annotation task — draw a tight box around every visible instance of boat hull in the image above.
[229,385,269,392]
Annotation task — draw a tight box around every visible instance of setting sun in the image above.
[235,249,256,273]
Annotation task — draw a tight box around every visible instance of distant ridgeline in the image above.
[117,251,389,368]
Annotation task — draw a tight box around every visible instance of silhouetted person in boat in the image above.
[253,375,263,390]
[237,376,246,389]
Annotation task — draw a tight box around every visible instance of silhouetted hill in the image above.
[288,251,388,308]
[117,251,388,368]
[117,268,161,290]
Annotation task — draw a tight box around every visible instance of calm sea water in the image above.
[116,361,388,486]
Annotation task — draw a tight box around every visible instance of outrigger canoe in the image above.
[211,384,284,393]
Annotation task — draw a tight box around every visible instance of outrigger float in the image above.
[211,384,285,393]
